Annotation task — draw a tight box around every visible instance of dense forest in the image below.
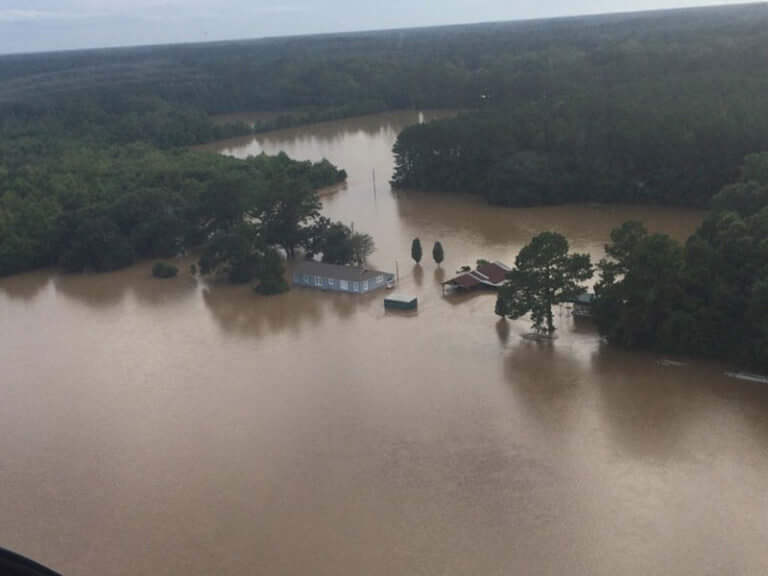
[594,152,768,370]
[3,4,768,152]
[391,5,768,207]
[0,144,349,289]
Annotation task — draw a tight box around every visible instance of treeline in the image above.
[594,153,768,370]
[391,89,768,207]
[4,4,768,153]
[0,146,349,289]
[388,6,768,207]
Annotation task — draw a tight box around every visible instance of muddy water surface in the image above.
[2,111,767,576]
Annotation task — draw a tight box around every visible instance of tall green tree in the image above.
[496,232,592,335]
[411,238,422,264]
[432,241,444,266]
[198,222,267,284]
[258,171,321,259]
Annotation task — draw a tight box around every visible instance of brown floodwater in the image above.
[2,110,767,576]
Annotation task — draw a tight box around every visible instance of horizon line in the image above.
[0,0,765,58]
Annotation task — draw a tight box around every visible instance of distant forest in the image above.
[2,5,768,181]
[386,6,768,207]
[2,4,768,152]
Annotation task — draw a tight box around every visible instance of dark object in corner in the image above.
[0,547,61,576]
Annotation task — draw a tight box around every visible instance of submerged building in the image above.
[571,292,595,317]
[442,260,511,293]
[292,260,395,294]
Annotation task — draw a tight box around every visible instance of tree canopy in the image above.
[305,218,375,267]
[594,153,768,369]
[0,143,352,290]
[387,5,768,208]
[496,232,592,335]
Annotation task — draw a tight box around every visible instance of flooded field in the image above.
[2,111,767,575]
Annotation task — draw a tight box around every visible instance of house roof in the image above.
[476,261,510,285]
[293,260,392,282]
[385,294,417,304]
[446,272,482,289]
[443,260,511,289]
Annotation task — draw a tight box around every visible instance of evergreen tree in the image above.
[432,241,444,266]
[411,238,422,264]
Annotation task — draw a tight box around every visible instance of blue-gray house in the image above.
[292,261,395,294]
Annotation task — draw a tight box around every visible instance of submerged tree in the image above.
[198,222,267,284]
[593,224,684,349]
[349,232,375,267]
[592,157,768,369]
[152,261,178,279]
[496,232,592,335]
[432,241,444,266]
[306,217,375,266]
[411,238,423,264]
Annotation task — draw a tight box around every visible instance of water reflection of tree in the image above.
[0,270,51,302]
[495,319,510,347]
[254,111,446,144]
[53,272,130,308]
[220,111,453,161]
[131,275,198,306]
[202,285,379,338]
[328,290,379,320]
[413,265,423,287]
[52,264,197,309]
[503,339,584,434]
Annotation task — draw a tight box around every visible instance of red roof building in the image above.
[442,260,511,292]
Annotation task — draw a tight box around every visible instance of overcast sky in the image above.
[0,0,757,54]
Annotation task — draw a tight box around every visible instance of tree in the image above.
[349,232,375,267]
[306,218,375,266]
[258,172,321,259]
[411,238,422,264]
[432,241,444,266]
[494,295,507,319]
[152,262,178,278]
[594,224,685,349]
[253,249,289,295]
[496,232,592,335]
[198,222,266,284]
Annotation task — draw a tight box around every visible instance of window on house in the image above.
[340,280,349,291]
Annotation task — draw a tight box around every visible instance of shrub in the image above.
[254,274,289,295]
[152,261,178,278]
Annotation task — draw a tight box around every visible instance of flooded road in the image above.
[2,111,767,576]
